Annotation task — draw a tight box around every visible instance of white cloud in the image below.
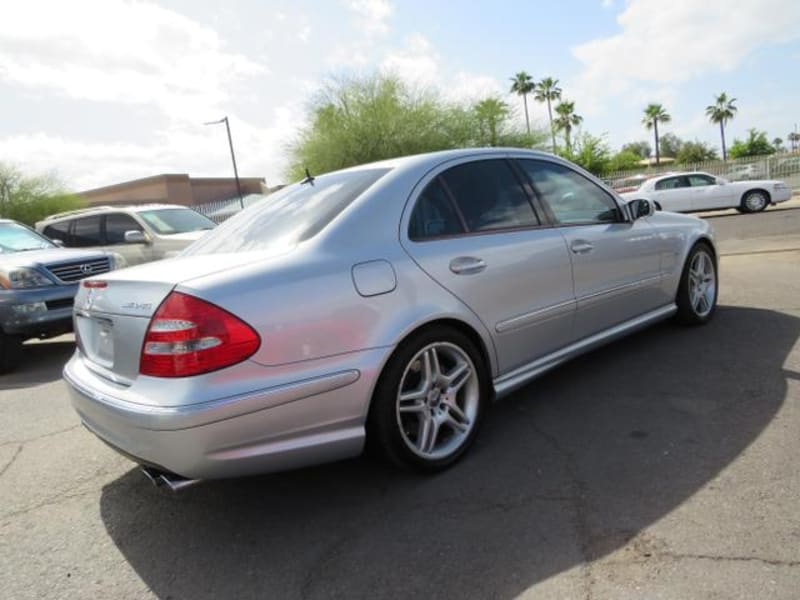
[0,0,265,123]
[347,0,394,35]
[573,0,800,90]
[381,34,439,86]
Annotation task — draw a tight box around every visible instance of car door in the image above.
[516,159,668,341]
[650,175,693,212]
[401,158,576,374]
[103,213,155,266]
[686,174,731,210]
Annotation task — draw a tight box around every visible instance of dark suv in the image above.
[0,219,120,372]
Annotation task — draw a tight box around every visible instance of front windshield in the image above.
[185,168,390,255]
[138,208,216,235]
[0,222,55,253]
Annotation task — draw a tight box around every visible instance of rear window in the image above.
[185,168,390,255]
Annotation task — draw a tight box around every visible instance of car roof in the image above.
[38,203,190,223]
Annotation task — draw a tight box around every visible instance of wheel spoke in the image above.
[445,413,469,433]
[398,399,425,413]
[417,415,439,454]
[446,401,470,426]
[444,361,471,393]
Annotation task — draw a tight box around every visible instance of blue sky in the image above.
[1,0,799,190]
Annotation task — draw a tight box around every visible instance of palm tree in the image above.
[705,93,737,161]
[534,77,562,152]
[509,71,535,135]
[642,103,672,165]
[553,100,582,152]
[475,97,510,146]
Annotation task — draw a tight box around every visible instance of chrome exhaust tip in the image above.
[140,466,201,492]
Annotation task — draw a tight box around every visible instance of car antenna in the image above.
[301,167,315,186]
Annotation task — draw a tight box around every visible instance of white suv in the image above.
[36,204,216,267]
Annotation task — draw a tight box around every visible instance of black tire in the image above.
[0,333,22,374]
[675,242,718,325]
[739,190,769,213]
[367,325,489,472]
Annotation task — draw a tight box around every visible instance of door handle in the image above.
[449,256,486,275]
[570,240,594,255]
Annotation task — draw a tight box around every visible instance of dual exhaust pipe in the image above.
[140,465,201,492]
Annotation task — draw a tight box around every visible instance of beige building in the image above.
[78,174,267,207]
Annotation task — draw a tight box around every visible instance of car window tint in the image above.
[516,159,620,225]
[440,160,538,232]
[105,213,143,244]
[408,178,465,240]
[688,174,714,187]
[43,222,71,244]
[71,216,103,247]
[655,176,688,190]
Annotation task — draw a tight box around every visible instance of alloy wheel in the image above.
[395,342,480,460]
[688,250,716,317]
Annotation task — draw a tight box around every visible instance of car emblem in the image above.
[80,264,94,274]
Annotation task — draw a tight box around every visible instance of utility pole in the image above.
[204,116,244,209]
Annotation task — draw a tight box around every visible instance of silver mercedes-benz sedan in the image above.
[64,148,717,488]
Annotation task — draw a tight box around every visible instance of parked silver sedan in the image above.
[64,148,718,488]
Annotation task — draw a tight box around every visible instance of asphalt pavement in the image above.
[1,207,799,599]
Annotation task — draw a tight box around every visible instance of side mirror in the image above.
[124,230,148,244]
[628,198,654,220]
[51,239,65,247]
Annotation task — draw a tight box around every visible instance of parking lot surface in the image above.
[1,208,799,599]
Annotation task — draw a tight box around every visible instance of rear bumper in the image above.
[63,349,386,480]
[772,188,793,204]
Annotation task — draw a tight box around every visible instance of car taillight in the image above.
[140,291,260,377]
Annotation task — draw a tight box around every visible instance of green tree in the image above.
[509,71,535,135]
[728,128,776,159]
[0,163,84,226]
[286,74,547,180]
[534,77,562,152]
[642,103,671,165]
[621,141,652,160]
[474,97,511,146]
[553,100,582,152]
[608,149,643,173]
[558,133,610,176]
[675,140,719,165]
[658,133,684,158]
[705,92,737,161]
[772,137,784,153]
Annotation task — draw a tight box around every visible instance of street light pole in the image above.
[205,116,244,209]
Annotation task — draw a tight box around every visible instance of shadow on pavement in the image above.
[0,338,74,390]
[99,306,797,599]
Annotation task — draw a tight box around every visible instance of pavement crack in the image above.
[513,405,595,600]
[0,445,23,478]
[657,551,800,568]
[0,424,81,449]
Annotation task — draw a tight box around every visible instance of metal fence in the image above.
[193,193,268,224]
[605,152,800,193]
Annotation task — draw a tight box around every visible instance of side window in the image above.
[408,178,465,240]
[71,216,103,247]
[516,160,621,225]
[105,213,143,244]
[43,222,71,244]
[655,177,687,190]
[440,160,539,232]
[688,174,714,187]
